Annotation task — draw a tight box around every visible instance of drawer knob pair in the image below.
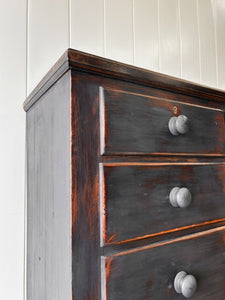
[169,187,192,208]
[174,271,197,298]
[168,115,189,135]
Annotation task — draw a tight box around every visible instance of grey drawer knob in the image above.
[174,271,197,298]
[168,115,189,135]
[169,187,192,208]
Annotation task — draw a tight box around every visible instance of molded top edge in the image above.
[24,48,225,111]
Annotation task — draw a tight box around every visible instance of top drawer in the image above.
[100,88,225,156]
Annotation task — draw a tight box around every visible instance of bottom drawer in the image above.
[102,227,225,300]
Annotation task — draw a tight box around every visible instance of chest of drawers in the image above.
[24,49,225,300]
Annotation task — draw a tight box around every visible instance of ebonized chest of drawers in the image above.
[24,49,225,300]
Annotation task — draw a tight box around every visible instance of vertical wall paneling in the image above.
[24,134,27,300]
[70,0,104,56]
[133,0,159,71]
[180,0,200,83]
[197,0,217,87]
[104,0,133,64]
[27,0,69,94]
[0,0,26,299]
[158,0,181,77]
[212,0,225,90]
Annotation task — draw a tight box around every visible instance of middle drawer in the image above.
[100,163,225,245]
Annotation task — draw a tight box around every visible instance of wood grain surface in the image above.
[26,72,72,300]
[103,227,225,300]
[101,88,225,155]
[101,163,225,245]
[71,71,101,299]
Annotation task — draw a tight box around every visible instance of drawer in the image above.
[100,88,225,155]
[101,163,225,245]
[102,227,225,300]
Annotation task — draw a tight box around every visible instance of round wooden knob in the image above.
[174,271,197,298]
[169,187,192,208]
[168,115,189,135]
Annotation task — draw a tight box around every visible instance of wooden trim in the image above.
[23,53,69,111]
[102,222,225,257]
[24,48,225,111]
[101,155,225,163]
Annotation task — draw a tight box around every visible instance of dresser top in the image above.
[24,48,225,111]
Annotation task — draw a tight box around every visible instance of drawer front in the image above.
[101,163,225,245]
[102,227,225,300]
[100,88,225,155]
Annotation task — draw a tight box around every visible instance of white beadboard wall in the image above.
[27,0,225,94]
[0,0,26,299]
[1,1,225,300]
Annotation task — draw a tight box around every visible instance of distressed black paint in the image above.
[104,228,225,300]
[102,163,225,244]
[102,89,225,155]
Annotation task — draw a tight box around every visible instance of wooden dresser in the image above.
[24,49,225,300]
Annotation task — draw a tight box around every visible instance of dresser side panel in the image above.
[26,71,72,300]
